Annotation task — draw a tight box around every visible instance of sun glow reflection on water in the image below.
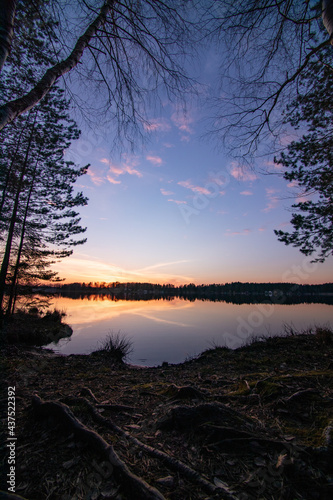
[43,295,333,366]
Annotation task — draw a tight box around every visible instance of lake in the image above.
[41,294,333,366]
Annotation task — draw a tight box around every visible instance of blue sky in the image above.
[50,38,333,287]
[53,93,333,286]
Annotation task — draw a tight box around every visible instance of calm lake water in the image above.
[42,294,333,366]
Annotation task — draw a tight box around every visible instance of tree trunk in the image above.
[0,114,36,313]
[0,120,28,216]
[6,154,39,316]
[0,0,115,131]
[323,0,333,43]
[0,0,16,72]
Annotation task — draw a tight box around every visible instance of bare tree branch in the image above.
[0,0,115,130]
[205,0,333,158]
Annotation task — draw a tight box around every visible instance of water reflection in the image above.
[40,294,333,366]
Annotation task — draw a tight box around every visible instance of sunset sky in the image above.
[53,49,333,287]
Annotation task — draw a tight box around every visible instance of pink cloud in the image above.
[100,156,142,181]
[160,188,174,196]
[146,155,163,166]
[168,199,187,204]
[240,190,253,196]
[225,229,251,236]
[178,179,211,195]
[262,187,280,212]
[277,221,290,228]
[266,187,279,195]
[123,164,142,177]
[143,118,171,132]
[87,168,104,186]
[171,112,194,134]
[287,180,299,188]
[107,175,121,185]
[229,163,257,182]
[210,175,228,186]
[296,193,312,204]
[109,165,124,175]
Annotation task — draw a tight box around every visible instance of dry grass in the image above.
[93,331,133,362]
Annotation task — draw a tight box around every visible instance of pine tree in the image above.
[274,45,333,262]
[0,2,89,315]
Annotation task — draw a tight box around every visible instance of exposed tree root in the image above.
[67,393,238,499]
[0,492,29,500]
[31,394,166,500]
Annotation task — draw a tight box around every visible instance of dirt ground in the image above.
[1,329,333,499]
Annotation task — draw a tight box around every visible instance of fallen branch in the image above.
[70,395,238,499]
[31,394,165,500]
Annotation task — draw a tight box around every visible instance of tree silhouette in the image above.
[274,45,333,263]
[0,0,195,139]
[207,0,333,158]
[0,3,89,315]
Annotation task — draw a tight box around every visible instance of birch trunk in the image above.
[323,0,333,44]
[0,0,115,131]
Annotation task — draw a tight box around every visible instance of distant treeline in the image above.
[38,281,333,302]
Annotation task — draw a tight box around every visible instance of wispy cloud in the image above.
[53,255,195,285]
[107,175,121,185]
[240,190,253,196]
[100,155,142,184]
[229,162,257,182]
[225,228,252,236]
[87,168,105,186]
[287,180,299,188]
[146,155,163,166]
[168,199,187,205]
[160,188,174,196]
[171,109,195,141]
[262,187,280,212]
[135,259,192,273]
[143,118,171,132]
[171,112,194,134]
[276,221,290,228]
[296,193,312,204]
[178,179,211,196]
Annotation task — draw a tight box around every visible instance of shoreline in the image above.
[2,327,333,499]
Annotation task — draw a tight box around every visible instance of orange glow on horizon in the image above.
[50,253,332,287]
